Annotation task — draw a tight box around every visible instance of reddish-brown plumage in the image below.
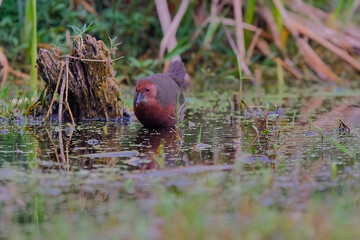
[134,61,186,127]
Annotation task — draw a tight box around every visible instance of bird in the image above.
[133,61,186,127]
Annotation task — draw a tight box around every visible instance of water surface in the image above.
[1,87,360,238]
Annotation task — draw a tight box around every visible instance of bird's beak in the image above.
[135,92,145,107]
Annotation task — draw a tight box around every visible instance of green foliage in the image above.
[308,113,313,132]
[203,20,221,48]
[244,0,257,46]
[164,37,193,61]
[0,0,25,60]
[272,0,283,33]
[125,57,159,80]
[0,0,161,63]
[25,0,38,93]
[0,83,10,100]
[333,0,356,23]
[197,126,202,143]
[67,21,96,37]
[108,36,122,56]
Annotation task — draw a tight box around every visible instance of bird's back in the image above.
[148,74,184,108]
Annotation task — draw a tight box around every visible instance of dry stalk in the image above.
[232,0,252,77]
[158,0,190,62]
[272,0,351,81]
[155,0,181,63]
[223,25,252,76]
[272,0,299,37]
[256,3,284,52]
[296,38,338,82]
[345,25,360,42]
[246,28,262,62]
[45,62,64,121]
[66,30,71,49]
[61,55,123,62]
[192,16,263,42]
[77,0,98,16]
[256,38,302,79]
[233,0,245,57]
[0,47,32,87]
[64,59,75,126]
[8,67,30,80]
[290,0,328,22]
[290,13,360,52]
[291,19,360,71]
[58,61,67,124]
[0,47,9,89]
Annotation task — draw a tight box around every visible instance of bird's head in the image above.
[134,80,157,107]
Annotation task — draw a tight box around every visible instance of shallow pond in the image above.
[2,86,360,238]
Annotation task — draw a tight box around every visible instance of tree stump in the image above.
[34,34,127,122]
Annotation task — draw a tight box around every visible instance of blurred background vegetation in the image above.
[1,0,360,95]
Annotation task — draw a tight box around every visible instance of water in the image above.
[2,87,360,237]
[1,89,360,176]
[1,110,245,171]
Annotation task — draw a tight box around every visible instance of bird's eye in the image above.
[136,89,139,92]
[145,88,150,92]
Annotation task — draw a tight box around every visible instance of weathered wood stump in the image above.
[35,34,126,122]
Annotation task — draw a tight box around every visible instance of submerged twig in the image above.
[65,125,74,172]
[58,129,66,163]
[45,128,61,168]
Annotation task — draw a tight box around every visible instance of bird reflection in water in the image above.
[134,127,185,170]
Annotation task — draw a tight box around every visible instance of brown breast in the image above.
[134,99,176,127]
